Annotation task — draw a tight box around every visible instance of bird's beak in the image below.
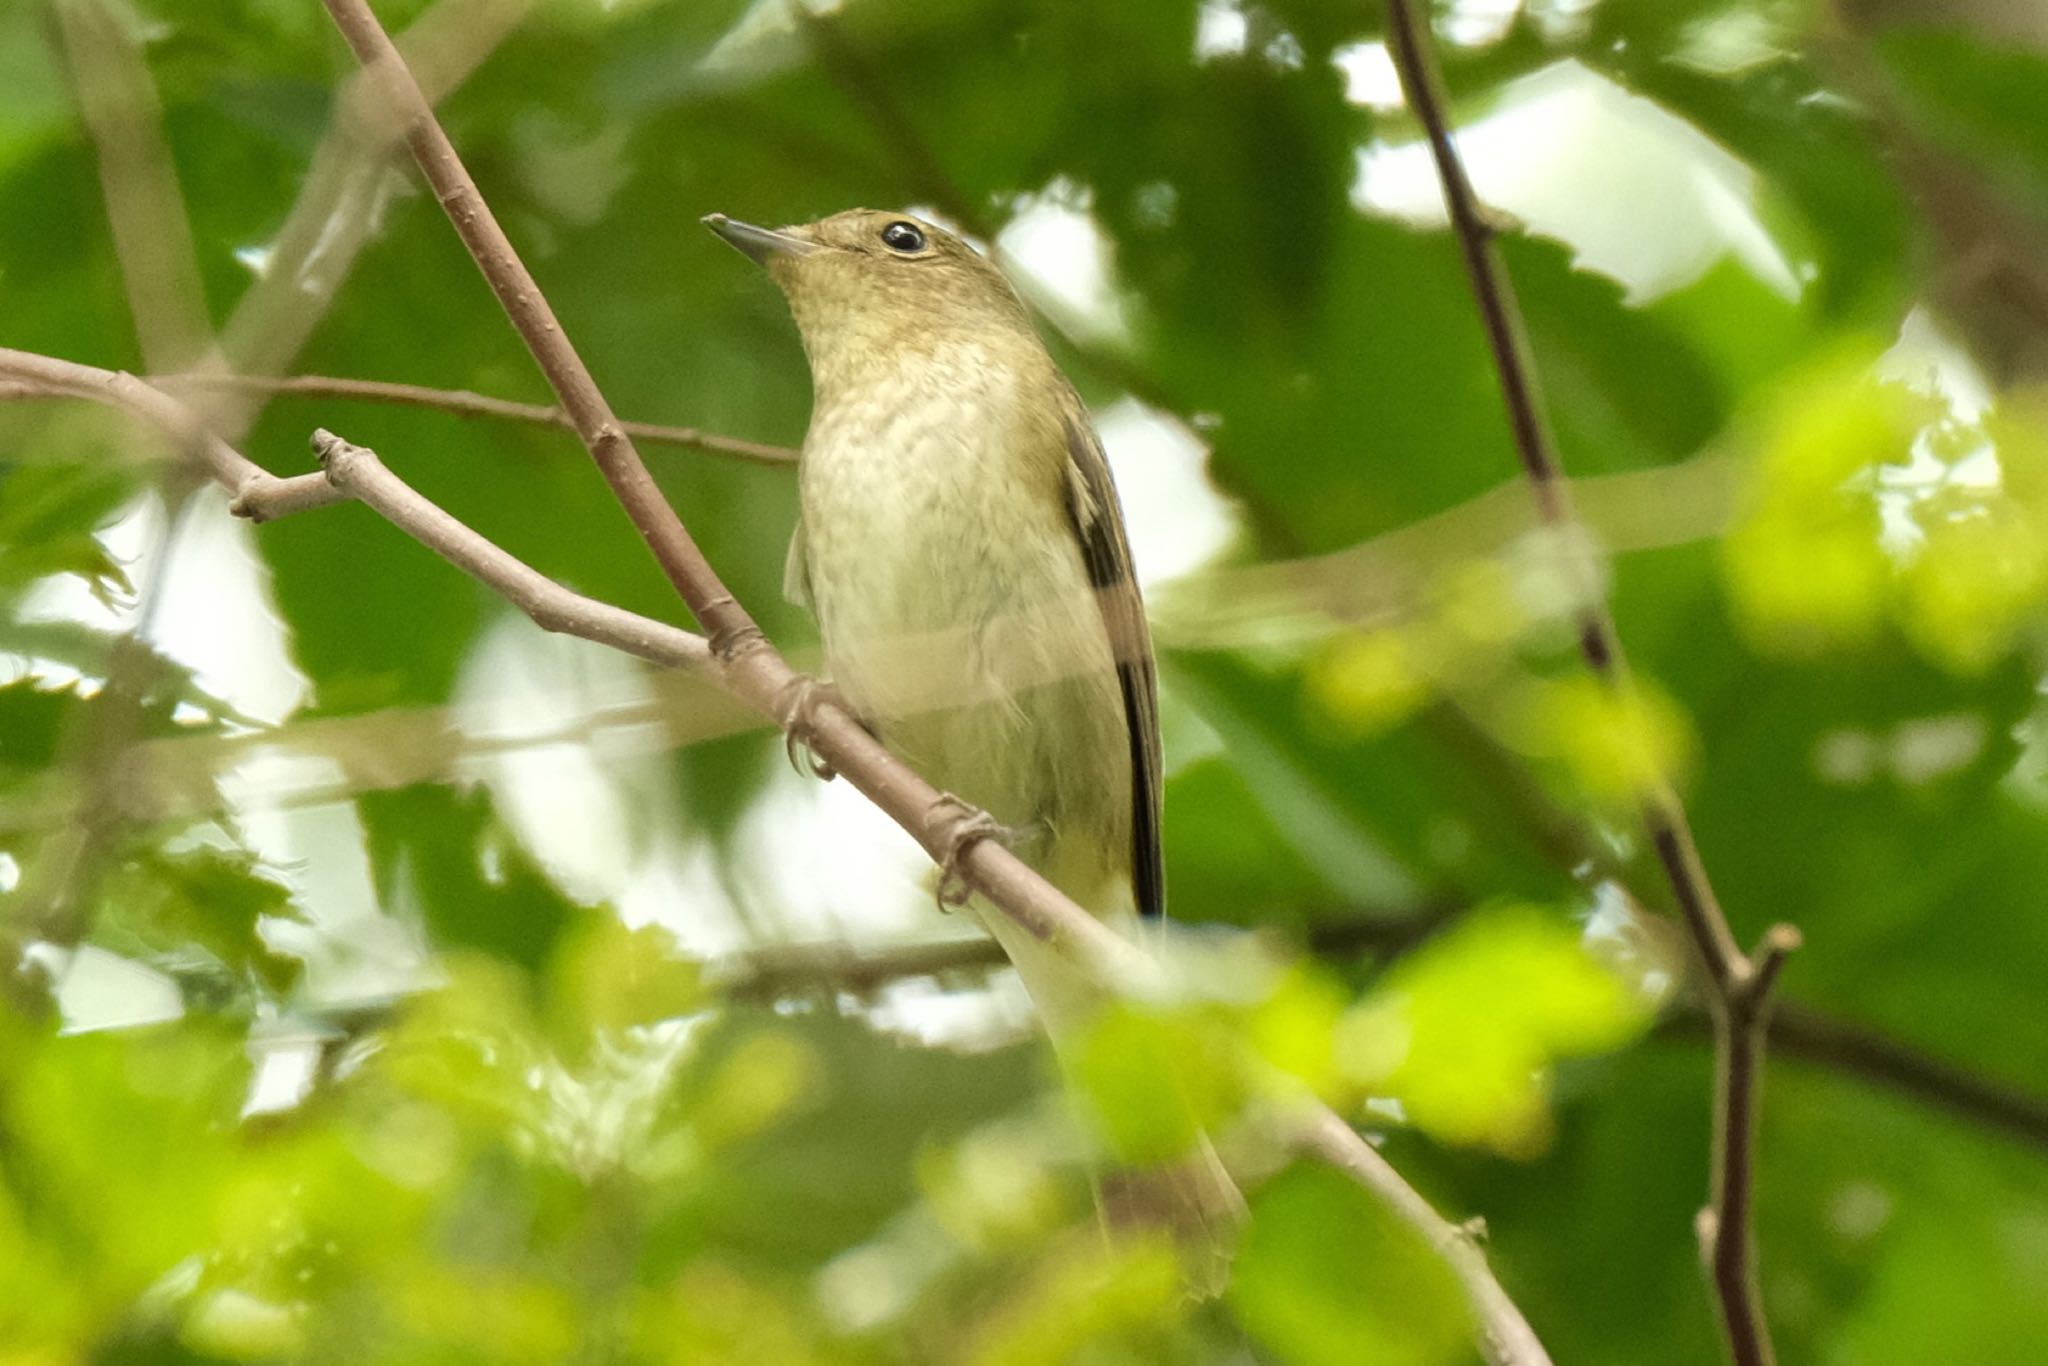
[702,213,817,267]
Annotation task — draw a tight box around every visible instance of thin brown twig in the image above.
[309,3,1549,1356]
[726,924,2048,1158]
[212,0,543,426]
[1380,5,1798,1364]
[1294,1106,1551,1366]
[0,353,698,666]
[303,429,712,672]
[0,349,339,517]
[1662,1002,2048,1154]
[151,372,797,467]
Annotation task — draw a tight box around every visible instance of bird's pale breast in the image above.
[798,350,1133,913]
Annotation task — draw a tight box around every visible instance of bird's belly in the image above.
[799,423,1129,889]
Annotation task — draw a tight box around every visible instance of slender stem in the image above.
[1379,5,1798,1364]
[313,0,1154,992]
[306,429,711,671]
[148,372,796,467]
[321,0,753,648]
[0,349,339,517]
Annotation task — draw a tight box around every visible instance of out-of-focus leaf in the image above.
[1068,1001,1242,1165]
[1337,903,1653,1156]
[961,1236,1184,1366]
[660,1008,1041,1274]
[1231,1161,1470,1366]
[1497,673,1696,808]
[1170,650,1578,919]
[1877,27,2048,219]
[1721,356,1926,655]
[357,783,580,975]
[547,913,705,1040]
[0,457,137,605]
[0,676,83,773]
[99,842,301,997]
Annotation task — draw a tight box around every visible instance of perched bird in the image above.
[706,208,1243,1269]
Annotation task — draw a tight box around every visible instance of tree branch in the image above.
[308,2,1550,1356]
[1380,5,1796,1363]
[729,924,2048,1158]
[0,349,338,518]
[1757,1002,2048,1151]
[304,428,711,671]
[211,0,543,429]
[151,372,796,467]
[314,0,1154,990]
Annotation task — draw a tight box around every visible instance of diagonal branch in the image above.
[315,0,1153,1006]
[303,429,711,672]
[309,2,1550,1358]
[1380,5,1797,1364]
[0,349,339,518]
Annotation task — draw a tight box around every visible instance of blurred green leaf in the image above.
[357,783,580,975]
[1337,903,1652,1156]
[99,842,301,997]
[1069,1001,1241,1165]
[1231,1161,1471,1366]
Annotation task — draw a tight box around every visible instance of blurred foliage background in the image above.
[4,0,2048,1360]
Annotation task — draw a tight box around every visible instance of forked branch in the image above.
[1380,4,1798,1363]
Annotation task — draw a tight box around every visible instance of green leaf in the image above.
[1231,1161,1471,1366]
[1337,903,1653,1156]
[356,783,580,976]
[99,842,301,997]
[1068,1001,1241,1166]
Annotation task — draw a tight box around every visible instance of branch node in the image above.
[310,426,356,480]
[1741,924,1802,1008]
[707,610,768,663]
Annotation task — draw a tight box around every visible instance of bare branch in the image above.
[155,372,797,467]
[306,429,709,672]
[212,0,543,439]
[0,349,338,517]
[1380,4,1796,1362]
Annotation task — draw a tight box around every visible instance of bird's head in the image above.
[704,208,1037,389]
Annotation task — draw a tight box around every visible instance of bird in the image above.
[706,207,1244,1275]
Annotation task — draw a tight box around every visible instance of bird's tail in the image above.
[977,904,1248,1294]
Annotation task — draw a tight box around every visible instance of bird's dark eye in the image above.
[880,220,926,254]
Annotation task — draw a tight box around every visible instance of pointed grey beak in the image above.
[702,213,817,266]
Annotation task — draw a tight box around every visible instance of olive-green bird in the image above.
[707,207,1243,1271]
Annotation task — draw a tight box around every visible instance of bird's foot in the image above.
[774,674,861,781]
[928,791,1012,911]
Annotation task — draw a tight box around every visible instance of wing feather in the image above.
[1058,395,1165,919]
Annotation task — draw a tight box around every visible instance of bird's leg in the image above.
[774,674,867,781]
[927,791,1013,910]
